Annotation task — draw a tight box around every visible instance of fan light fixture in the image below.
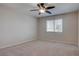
[39,9,45,13]
[30,3,55,15]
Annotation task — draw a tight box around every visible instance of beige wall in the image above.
[37,12,78,45]
[78,11,79,47]
[0,5,37,48]
[0,5,78,48]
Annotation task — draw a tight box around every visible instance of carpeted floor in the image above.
[0,40,79,56]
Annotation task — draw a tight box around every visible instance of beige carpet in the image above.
[0,40,79,56]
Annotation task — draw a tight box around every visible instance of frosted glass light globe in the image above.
[39,9,45,13]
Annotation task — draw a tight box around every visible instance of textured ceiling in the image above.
[29,3,79,17]
[0,3,79,17]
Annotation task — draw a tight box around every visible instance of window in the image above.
[46,19,63,32]
[46,20,54,32]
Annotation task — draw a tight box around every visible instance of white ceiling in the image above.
[29,3,79,17]
[0,3,79,17]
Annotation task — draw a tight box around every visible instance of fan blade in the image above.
[40,3,45,8]
[40,3,44,6]
[30,9,38,11]
[37,3,45,8]
[37,4,40,8]
[46,11,52,14]
[39,12,41,15]
[46,6,55,9]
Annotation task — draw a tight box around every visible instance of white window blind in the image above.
[46,20,54,32]
[46,19,63,32]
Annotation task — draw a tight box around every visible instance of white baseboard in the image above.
[39,39,78,46]
[0,39,36,49]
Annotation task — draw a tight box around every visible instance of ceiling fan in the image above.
[30,3,55,15]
